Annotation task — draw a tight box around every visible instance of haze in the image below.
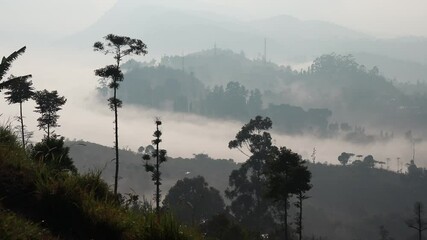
[1,0,427,38]
[1,0,427,166]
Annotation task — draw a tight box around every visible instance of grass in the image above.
[0,206,57,240]
[0,125,202,240]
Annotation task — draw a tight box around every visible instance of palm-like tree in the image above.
[0,46,27,89]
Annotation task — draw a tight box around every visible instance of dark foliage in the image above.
[163,176,225,226]
[0,46,26,86]
[0,126,200,239]
[143,119,167,216]
[31,136,77,173]
[226,116,278,234]
[265,147,312,240]
[3,74,34,147]
[200,213,251,240]
[33,90,67,140]
[337,152,354,166]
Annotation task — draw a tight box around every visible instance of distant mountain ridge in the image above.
[59,2,427,66]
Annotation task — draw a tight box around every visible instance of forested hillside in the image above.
[67,140,427,240]
[101,49,427,140]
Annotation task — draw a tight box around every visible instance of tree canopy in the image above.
[163,176,225,225]
[33,90,67,140]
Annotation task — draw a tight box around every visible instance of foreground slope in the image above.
[0,127,200,240]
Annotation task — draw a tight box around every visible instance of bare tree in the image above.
[406,202,427,240]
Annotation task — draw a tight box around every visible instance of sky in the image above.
[0,0,427,38]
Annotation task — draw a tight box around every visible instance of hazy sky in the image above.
[1,0,427,38]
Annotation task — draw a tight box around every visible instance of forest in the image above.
[106,48,426,145]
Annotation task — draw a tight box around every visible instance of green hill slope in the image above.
[0,126,201,240]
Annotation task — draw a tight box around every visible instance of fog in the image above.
[1,0,427,37]
[0,46,424,171]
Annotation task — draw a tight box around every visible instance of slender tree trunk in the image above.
[298,193,303,240]
[113,86,119,196]
[284,197,289,240]
[47,123,50,141]
[156,123,160,217]
[113,54,121,196]
[418,208,422,240]
[19,102,25,148]
[255,168,261,233]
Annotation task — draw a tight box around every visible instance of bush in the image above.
[31,136,77,173]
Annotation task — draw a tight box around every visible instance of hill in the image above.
[115,50,427,138]
[0,126,200,239]
[67,139,427,240]
[353,52,427,83]
[60,2,427,66]
[67,140,239,198]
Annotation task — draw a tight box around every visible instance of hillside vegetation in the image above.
[0,126,201,240]
[67,139,427,240]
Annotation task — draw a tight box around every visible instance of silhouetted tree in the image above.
[94,34,147,195]
[407,160,423,179]
[143,119,166,217]
[293,160,312,240]
[31,136,77,173]
[163,176,225,225]
[227,116,278,233]
[0,46,27,89]
[363,155,377,168]
[338,152,354,166]
[406,202,427,240]
[265,147,311,240]
[33,90,66,140]
[3,75,34,148]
